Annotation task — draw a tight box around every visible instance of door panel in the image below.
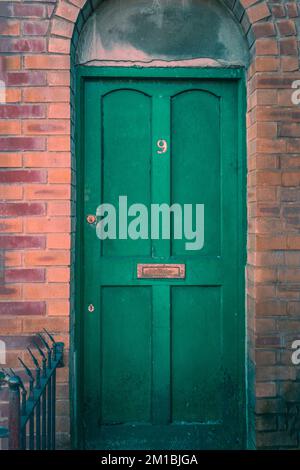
[171,286,222,423]
[101,286,152,424]
[171,90,220,256]
[81,72,245,450]
[102,90,152,256]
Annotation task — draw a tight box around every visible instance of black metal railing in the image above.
[0,330,64,450]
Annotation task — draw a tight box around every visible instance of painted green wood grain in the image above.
[77,68,246,449]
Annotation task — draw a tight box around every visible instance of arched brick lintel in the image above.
[49,0,283,59]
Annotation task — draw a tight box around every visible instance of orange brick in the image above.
[47,136,70,151]
[0,153,22,167]
[282,172,300,186]
[48,103,70,119]
[48,168,71,183]
[4,251,22,267]
[0,218,23,232]
[23,87,70,103]
[3,55,21,71]
[0,121,21,135]
[48,37,70,54]
[23,152,70,168]
[24,184,70,200]
[0,20,20,36]
[0,318,22,334]
[47,233,71,249]
[24,250,70,266]
[23,283,69,300]
[0,285,22,300]
[47,267,70,282]
[48,300,69,316]
[47,71,70,87]
[255,57,279,72]
[22,316,69,333]
[0,185,23,199]
[5,88,21,103]
[24,55,70,70]
[24,216,70,233]
[47,201,70,216]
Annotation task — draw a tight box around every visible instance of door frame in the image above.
[73,66,247,449]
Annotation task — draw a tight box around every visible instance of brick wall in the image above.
[0,0,300,449]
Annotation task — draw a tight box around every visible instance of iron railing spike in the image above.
[33,341,46,359]
[43,328,56,345]
[18,357,34,381]
[27,347,40,369]
[37,333,51,352]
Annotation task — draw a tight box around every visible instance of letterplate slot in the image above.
[137,264,185,279]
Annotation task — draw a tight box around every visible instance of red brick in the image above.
[0,38,46,53]
[256,382,276,398]
[13,4,46,18]
[0,301,45,316]
[282,172,300,187]
[0,235,45,249]
[0,19,20,36]
[55,2,79,22]
[0,137,45,151]
[279,123,300,138]
[0,104,46,119]
[277,20,297,37]
[255,39,278,56]
[0,170,46,183]
[24,119,70,135]
[0,318,22,333]
[23,20,49,36]
[253,22,276,38]
[51,18,74,38]
[247,3,270,23]
[5,268,45,283]
[286,3,298,18]
[0,202,45,216]
[279,38,298,56]
[7,71,46,86]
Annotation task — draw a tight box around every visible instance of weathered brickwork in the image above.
[0,0,299,449]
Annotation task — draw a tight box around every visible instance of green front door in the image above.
[78,68,246,450]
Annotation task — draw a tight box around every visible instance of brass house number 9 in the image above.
[157,139,168,154]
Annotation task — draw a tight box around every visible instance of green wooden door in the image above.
[79,68,246,450]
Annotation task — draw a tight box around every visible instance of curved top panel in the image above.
[76,0,249,66]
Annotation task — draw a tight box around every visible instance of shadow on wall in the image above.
[76,0,250,66]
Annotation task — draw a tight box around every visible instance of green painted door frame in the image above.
[73,66,247,449]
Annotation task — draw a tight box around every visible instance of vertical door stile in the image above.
[151,93,171,425]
